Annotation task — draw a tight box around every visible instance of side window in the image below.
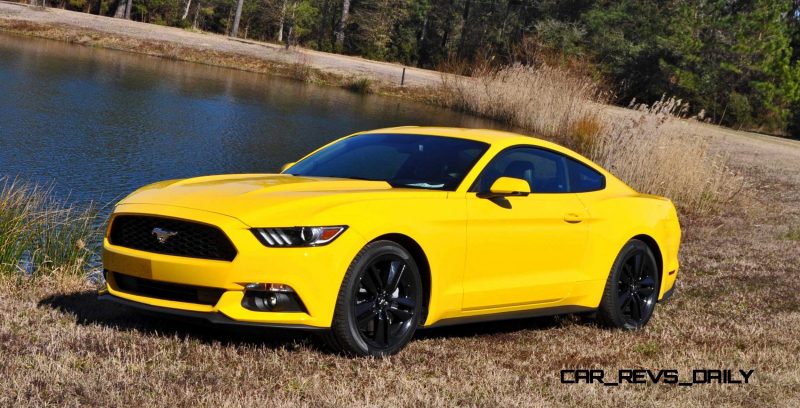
[472,147,570,193]
[566,158,605,192]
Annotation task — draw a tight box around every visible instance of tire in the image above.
[325,240,423,357]
[597,239,660,330]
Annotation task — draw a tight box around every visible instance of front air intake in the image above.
[112,272,225,305]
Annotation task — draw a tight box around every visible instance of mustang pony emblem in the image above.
[151,227,178,244]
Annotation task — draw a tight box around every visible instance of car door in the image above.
[462,147,590,310]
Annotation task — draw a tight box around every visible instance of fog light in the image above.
[242,283,306,313]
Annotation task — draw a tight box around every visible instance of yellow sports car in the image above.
[100,127,680,356]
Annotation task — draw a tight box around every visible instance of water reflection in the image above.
[0,33,503,206]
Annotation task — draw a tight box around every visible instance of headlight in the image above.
[252,226,347,247]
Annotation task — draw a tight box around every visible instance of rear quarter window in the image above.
[567,158,605,192]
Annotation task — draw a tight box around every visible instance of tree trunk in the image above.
[192,2,200,29]
[285,1,297,48]
[457,0,471,58]
[113,0,126,18]
[315,0,329,49]
[441,0,456,51]
[230,0,244,37]
[124,0,132,19]
[419,12,427,41]
[497,1,512,40]
[334,0,350,47]
[181,0,191,20]
[718,102,729,126]
[277,0,287,42]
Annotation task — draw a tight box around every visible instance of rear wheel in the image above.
[597,239,660,329]
[326,240,422,357]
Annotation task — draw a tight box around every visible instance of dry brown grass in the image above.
[440,64,605,142]
[439,65,741,214]
[1,163,799,406]
[589,110,741,214]
[1,122,798,407]
[285,53,318,83]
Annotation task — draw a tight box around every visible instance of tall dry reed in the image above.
[440,64,605,143]
[0,178,98,276]
[589,111,738,214]
[439,65,739,214]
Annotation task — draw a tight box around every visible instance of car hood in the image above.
[117,174,435,226]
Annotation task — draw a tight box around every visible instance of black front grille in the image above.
[109,215,237,261]
[112,272,225,305]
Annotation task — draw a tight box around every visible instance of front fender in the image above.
[332,196,468,326]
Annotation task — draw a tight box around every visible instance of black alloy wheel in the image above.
[353,255,418,348]
[326,240,423,356]
[597,239,660,329]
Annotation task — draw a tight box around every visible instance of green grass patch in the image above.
[633,341,660,357]
[781,225,800,241]
[0,177,99,277]
[345,77,372,94]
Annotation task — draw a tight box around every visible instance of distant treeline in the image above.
[33,0,800,137]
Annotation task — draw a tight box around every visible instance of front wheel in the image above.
[325,240,423,357]
[597,239,660,329]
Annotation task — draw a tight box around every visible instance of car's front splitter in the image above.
[98,293,327,331]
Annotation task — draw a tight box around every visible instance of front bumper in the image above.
[98,293,325,330]
[102,203,365,328]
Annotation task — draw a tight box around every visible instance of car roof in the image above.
[355,126,615,177]
[358,126,558,149]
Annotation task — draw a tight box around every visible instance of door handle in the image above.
[563,213,583,223]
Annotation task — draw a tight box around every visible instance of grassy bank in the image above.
[0,178,98,277]
[0,19,422,102]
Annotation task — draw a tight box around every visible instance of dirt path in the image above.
[0,1,442,88]
[602,104,800,170]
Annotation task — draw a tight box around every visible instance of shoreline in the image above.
[1,1,796,148]
[0,1,441,102]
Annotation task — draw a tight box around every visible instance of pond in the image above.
[0,33,501,208]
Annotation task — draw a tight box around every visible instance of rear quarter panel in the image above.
[576,191,681,306]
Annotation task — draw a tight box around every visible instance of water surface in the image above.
[0,33,501,207]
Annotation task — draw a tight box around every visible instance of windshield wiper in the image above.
[396,182,445,189]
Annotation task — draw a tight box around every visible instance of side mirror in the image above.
[280,162,296,173]
[478,177,531,199]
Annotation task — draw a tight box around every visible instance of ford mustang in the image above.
[100,127,681,356]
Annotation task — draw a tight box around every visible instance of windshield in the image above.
[285,134,490,191]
